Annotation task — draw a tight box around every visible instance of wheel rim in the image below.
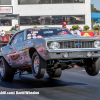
[34,56,39,74]
[0,61,4,77]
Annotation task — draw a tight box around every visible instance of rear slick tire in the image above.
[0,57,14,81]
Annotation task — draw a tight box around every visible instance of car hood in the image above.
[44,34,100,41]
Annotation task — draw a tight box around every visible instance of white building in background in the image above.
[0,0,91,31]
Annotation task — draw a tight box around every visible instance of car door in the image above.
[8,31,25,68]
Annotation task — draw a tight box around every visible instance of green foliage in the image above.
[34,26,37,28]
[84,25,90,30]
[96,21,99,23]
[91,4,100,12]
[91,19,95,23]
[44,26,48,27]
[93,25,99,30]
[11,26,15,31]
[72,25,78,30]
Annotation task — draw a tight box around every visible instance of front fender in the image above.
[24,39,47,60]
[33,39,47,60]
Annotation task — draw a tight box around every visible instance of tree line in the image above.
[91,4,100,12]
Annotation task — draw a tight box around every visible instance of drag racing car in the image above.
[0,27,100,81]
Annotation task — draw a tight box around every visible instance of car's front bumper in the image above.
[41,48,100,60]
[47,48,100,52]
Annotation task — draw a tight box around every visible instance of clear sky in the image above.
[91,0,100,10]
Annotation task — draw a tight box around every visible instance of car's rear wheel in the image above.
[85,58,100,76]
[47,68,62,78]
[32,52,47,79]
[0,57,15,81]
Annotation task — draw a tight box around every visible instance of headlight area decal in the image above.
[37,46,45,57]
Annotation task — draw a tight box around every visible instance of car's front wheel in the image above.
[85,58,100,76]
[32,52,47,79]
[0,57,15,81]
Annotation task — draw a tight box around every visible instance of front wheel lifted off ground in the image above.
[85,58,100,76]
[32,52,47,79]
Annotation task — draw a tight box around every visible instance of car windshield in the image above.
[27,28,72,39]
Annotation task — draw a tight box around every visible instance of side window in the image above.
[10,34,19,45]
[10,31,24,45]
[17,31,24,43]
